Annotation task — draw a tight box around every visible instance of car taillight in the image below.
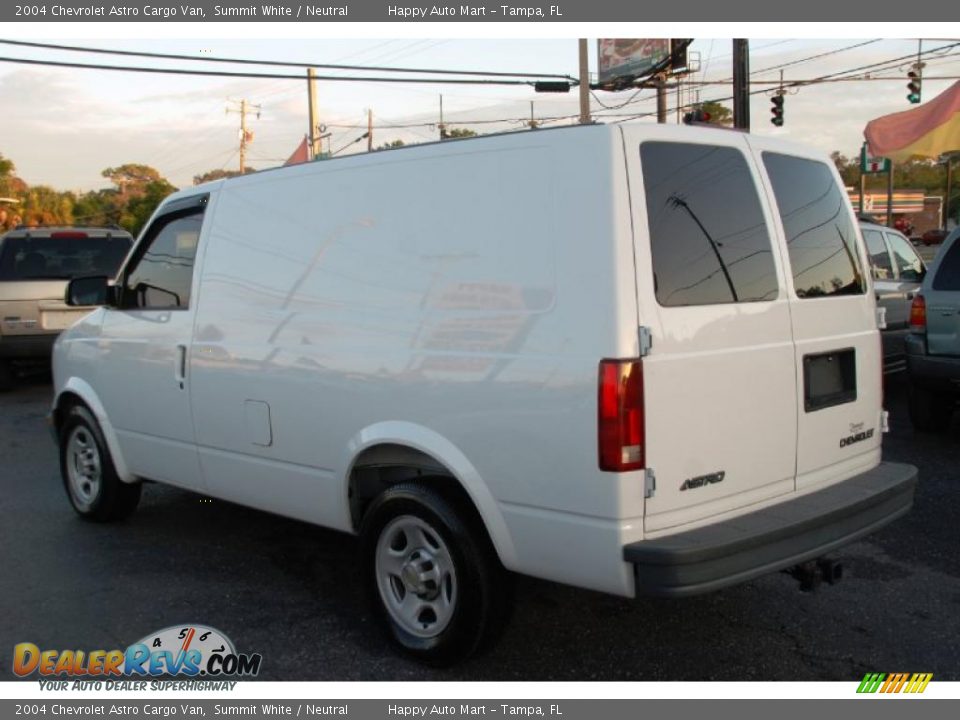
[909,294,926,333]
[50,231,88,239]
[598,359,645,472]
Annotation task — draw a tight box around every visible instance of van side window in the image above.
[762,153,865,299]
[862,229,894,280]
[121,210,204,309]
[884,232,924,282]
[640,142,779,306]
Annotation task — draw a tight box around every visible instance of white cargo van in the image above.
[51,124,917,664]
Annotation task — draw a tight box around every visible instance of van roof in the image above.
[174,121,833,202]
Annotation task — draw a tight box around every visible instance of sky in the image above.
[1,34,958,192]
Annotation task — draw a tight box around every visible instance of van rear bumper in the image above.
[623,461,917,598]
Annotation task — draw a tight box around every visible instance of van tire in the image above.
[0,362,13,392]
[908,384,953,432]
[59,404,141,522]
[359,481,510,666]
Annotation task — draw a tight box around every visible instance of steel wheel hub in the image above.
[375,515,457,638]
[66,426,102,511]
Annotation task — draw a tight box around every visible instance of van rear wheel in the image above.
[359,482,510,665]
[60,404,141,521]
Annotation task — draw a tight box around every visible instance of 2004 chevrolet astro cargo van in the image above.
[51,123,917,663]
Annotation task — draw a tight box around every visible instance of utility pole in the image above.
[578,38,591,124]
[226,99,260,174]
[307,68,320,160]
[367,109,373,152]
[438,94,447,139]
[943,154,954,228]
[528,101,539,129]
[656,76,667,124]
[887,161,895,228]
[732,39,750,131]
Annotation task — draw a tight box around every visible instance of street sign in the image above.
[861,143,891,174]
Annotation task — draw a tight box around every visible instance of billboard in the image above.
[598,39,671,85]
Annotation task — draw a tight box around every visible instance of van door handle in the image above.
[175,344,187,387]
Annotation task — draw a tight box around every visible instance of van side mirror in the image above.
[65,275,115,307]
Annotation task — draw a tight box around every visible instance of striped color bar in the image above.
[857,672,932,694]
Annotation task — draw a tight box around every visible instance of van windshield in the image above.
[0,236,132,281]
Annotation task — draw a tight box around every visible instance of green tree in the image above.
[375,140,406,151]
[122,179,177,236]
[102,164,164,197]
[19,186,74,227]
[193,168,255,185]
[445,128,477,139]
[699,101,733,126]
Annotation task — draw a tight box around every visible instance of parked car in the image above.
[905,227,960,430]
[920,228,949,246]
[860,220,928,374]
[50,125,917,664]
[0,226,133,391]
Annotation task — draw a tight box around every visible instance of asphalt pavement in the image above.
[1,374,957,681]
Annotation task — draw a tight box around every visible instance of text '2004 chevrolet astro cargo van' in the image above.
[51,124,917,664]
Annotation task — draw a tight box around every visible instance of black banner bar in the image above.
[0,699,958,720]
[1,0,955,22]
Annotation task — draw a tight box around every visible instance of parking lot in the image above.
[1,373,957,681]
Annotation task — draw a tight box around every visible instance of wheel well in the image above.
[52,391,86,436]
[348,444,481,532]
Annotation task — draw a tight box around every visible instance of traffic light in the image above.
[682,108,712,124]
[770,94,784,127]
[907,68,922,104]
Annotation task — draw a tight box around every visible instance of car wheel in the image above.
[0,362,13,392]
[359,481,511,665]
[908,384,953,432]
[60,404,141,521]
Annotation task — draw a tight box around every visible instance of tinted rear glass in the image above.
[762,153,866,299]
[933,237,960,291]
[862,229,893,280]
[641,142,779,306]
[0,236,132,281]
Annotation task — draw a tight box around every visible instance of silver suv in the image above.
[0,226,133,390]
[860,220,928,374]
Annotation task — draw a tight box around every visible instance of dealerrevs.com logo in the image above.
[857,673,933,694]
[13,624,262,687]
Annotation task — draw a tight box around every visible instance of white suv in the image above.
[51,124,917,663]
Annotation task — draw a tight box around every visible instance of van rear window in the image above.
[762,153,865,299]
[640,142,779,306]
[0,236,132,281]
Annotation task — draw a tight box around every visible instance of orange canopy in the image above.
[864,80,960,162]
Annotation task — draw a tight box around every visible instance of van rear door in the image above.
[621,126,798,534]
[747,137,883,492]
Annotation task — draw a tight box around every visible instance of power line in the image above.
[0,54,555,86]
[0,38,574,81]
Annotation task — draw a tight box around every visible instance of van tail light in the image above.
[50,231,88,239]
[909,294,926,333]
[598,359,645,472]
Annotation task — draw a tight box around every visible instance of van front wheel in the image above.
[360,482,509,665]
[60,404,141,521]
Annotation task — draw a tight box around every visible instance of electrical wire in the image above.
[0,38,575,81]
[0,54,558,86]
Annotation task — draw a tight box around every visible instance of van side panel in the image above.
[188,128,641,594]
